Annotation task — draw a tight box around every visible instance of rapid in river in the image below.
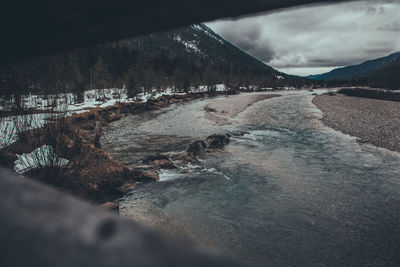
[102,90,400,266]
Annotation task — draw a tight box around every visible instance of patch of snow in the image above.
[0,113,52,149]
[276,75,284,80]
[239,85,257,91]
[191,24,225,44]
[193,85,209,93]
[0,117,17,149]
[14,144,69,174]
[280,87,296,91]
[216,84,227,92]
[136,92,152,102]
[66,99,102,111]
[191,24,203,31]
[67,109,90,116]
[173,35,202,54]
[98,99,118,108]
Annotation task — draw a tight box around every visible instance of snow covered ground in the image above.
[14,144,69,174]
[1,88,134,114]
[0,85,229,114]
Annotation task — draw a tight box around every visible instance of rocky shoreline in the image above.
[0,91,237,206]
[313,91,400,153]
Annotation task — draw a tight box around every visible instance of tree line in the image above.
[0,24,313,105]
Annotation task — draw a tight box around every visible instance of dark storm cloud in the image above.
[206,0,400,76]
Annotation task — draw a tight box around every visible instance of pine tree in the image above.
[204,64,217,92]
[91,56,111,89]
[173,67,186,92]
[124,68,140,98]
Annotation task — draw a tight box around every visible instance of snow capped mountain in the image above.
[191,24,225,44]
[121,23,308,86]
[171,24,225,55]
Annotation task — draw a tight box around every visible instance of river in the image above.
[102,90,400,266]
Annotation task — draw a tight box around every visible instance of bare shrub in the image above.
[5,92,84,179]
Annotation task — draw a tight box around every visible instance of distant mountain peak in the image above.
[308,51,400,81]
[191,24,225,44]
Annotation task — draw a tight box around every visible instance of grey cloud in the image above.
[235,40,275,62]
[212,22,275,62]
[206,0,400,76]
[380,21,400,32]
[274,55,371,68]
[366,6,377,13]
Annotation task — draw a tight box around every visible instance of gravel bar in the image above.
[313,93,400,152]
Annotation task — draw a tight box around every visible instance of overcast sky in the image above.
[206,0,400,76]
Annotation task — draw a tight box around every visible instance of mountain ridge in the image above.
[307,51,400,81]
[0,23,310,96]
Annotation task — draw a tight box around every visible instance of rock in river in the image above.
[206,134,230,149]
[187,140,207,157]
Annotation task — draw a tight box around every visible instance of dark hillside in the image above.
[0,24,310,98]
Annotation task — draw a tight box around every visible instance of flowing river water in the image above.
[102,90,400,266]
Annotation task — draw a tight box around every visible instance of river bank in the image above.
[0,89,280,204]
[312,91,400,153]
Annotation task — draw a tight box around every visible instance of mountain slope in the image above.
[0,24,310,96]
[367,57,400,88]
[308,52,400,81]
